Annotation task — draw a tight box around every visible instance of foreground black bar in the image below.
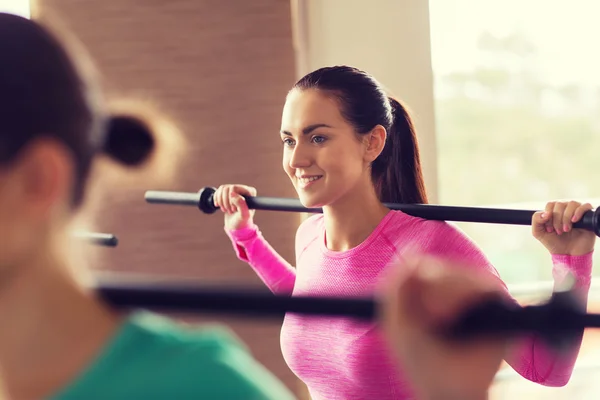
[144,187,600,236]
[96,282,376,320]
[73,232,119,247]
[95,280,600,349]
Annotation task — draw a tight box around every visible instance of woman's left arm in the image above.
[503,201,595,387]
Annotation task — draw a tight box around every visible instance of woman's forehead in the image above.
[282,89,345,129]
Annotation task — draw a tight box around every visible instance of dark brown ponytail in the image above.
[375,97,428,204]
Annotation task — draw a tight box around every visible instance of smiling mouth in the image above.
[296,175,323,188]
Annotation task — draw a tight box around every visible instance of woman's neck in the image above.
[322,183,390,252]
[0,247,122,399]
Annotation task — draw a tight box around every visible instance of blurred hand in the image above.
[213,184,257,231]
[379,254,507,400]
[532,201,596,256]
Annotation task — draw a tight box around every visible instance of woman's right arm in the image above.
[215,184,296,295]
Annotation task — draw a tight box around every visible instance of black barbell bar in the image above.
[144,187,600,237]
[96,279,599,349]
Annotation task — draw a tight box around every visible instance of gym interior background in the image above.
[5,0,600,398]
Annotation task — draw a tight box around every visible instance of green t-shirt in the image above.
[50,312,296,400]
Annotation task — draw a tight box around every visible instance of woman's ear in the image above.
[364,125,387,163]
[14,139,74,218]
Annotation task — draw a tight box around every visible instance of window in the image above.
[429,0,600,284]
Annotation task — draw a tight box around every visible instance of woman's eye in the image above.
[282,138,295,147]
[312,136,326,144]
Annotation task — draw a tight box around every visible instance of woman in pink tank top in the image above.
[214,65,594,399]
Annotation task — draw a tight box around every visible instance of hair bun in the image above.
[103,114,155,166]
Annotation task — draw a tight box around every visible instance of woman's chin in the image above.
[297,192,329,209]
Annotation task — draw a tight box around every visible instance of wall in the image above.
[37,0,301,393]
